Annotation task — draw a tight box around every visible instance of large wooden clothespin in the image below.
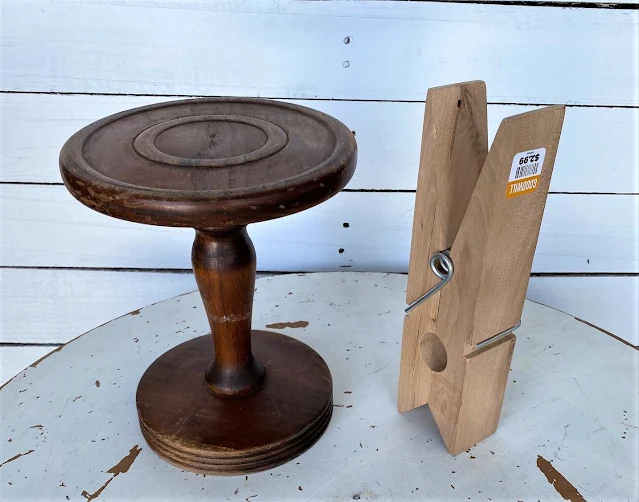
[398,81,565,455]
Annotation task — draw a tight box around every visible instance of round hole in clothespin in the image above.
[419,332,447,372]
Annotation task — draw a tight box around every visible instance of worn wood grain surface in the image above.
[1,273,637,501]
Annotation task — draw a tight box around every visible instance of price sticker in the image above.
[506,148,546,198]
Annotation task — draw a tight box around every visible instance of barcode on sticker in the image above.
[506,148,546,198]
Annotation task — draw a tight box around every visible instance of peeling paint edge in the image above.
[0,449,35,468]
[574,317,638,351]
[526,298,638,351]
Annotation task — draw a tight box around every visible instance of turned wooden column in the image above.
[192,227,264,396]
[59,97,356,474]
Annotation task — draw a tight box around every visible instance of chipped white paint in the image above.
[1,273,637,501]
[0,346,57,386]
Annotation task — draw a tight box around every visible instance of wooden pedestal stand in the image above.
[398,81,565,455]
[59,98,357,474]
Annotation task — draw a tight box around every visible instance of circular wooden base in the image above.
[136,331,333,475]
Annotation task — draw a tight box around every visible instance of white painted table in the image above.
[1,273,637,501]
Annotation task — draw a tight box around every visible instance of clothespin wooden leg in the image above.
[399,81,565,455]
[398,81,489,413]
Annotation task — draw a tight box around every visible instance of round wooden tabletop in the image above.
[1,273,637,501]
[59,98,357,227]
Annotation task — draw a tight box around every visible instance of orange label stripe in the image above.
[506,175,540,198]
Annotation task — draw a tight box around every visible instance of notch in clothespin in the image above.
[398,81,565,455]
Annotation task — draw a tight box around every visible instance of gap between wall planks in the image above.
[2,94,638,193]
[1,185,637,274]
[2,1,637,106]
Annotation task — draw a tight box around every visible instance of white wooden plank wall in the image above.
[1,0,638,383]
